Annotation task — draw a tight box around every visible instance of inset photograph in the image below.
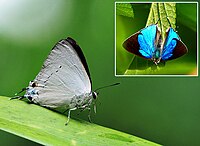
[115,2,198,76]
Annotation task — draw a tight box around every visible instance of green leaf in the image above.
[116,4,151,75]
[150,3,176,38]
[116,15,136,75]
[126,3,178,75]
[116,3,134,18]
[0,96,161,146]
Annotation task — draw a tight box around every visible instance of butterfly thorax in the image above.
[69,91,97,110]
[152,48,161,65]
[152,33,163,65]
[154,49,161,59]
[70,93,91,108]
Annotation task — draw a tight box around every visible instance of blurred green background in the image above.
[0,1,199,146]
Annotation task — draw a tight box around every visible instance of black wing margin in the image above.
[167,39,188,60]
[60,37,92,84]
[123,32,147,59]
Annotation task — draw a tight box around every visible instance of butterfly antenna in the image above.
[155,16,174,28]
[165,16,173,28]
[94,83,120,93]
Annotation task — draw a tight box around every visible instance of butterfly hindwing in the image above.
[161,28,188,60]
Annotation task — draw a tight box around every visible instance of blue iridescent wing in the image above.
[162,28,188,60]
[137,24,157,59]
[123,24,158,59]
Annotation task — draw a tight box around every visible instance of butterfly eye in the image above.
[92,92,97,99]
[31,82,36,87]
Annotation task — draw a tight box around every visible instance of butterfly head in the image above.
[93,82,120,100]
[152,58,161,65]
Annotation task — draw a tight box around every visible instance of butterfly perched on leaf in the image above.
[123,24,188,65]
[13,37,119,125]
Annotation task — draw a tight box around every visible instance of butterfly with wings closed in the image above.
[13,37,119,124]
[123,24,188,65]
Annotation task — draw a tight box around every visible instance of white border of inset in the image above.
[114,1,199,77]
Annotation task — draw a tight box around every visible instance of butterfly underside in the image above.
[25,38,93,112]
[13,37,119,124]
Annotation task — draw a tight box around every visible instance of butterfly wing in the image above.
[161,28,188,60]
[138,24,158,59]
[122,31,143,58]
[123,24,158,59]
[31,37,91,109]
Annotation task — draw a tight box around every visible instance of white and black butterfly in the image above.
[13,37,119,124]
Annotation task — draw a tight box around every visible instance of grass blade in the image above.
[0,96,160,146]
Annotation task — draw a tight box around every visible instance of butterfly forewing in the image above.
[122,32,143,58]
[32,38,91,108]
[137,24,158,59]
[123,25,159,59]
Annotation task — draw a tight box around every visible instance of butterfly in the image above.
[123,24,188,65]
[13,37,119,124]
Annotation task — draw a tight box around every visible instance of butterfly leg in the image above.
[93,104,97,114]
[76,105,93,123]
[76,104,88,115]
[87,107,92,123]
[10,96,25,100]
[65,107,77,125]
[77,108,84,115]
